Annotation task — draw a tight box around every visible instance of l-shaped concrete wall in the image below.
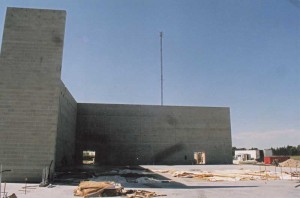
[0,7,232,182]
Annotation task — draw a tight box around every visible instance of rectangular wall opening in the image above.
[194,152,206,164]
[82,150,96,165]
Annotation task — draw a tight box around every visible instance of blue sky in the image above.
[0,0,299,149]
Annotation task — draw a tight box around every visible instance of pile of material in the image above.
[279,159,300,168]
[171,170,280,181]
[74,181,166,197]
[154,169,282,182]
[125,190,166,198]
[74,181,121,197]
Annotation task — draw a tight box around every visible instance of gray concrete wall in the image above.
[76,104,232,165]
[0,6,233,182]
[55,81,77,169]
[0,8,66,182]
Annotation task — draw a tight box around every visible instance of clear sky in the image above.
[0,0,299,149]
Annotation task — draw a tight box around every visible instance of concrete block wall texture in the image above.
[0,6,233,181]
[0,8,66,182]
[55,81,77,169]
[76,104,232,165]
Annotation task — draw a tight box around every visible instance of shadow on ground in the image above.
[54,165,258,189]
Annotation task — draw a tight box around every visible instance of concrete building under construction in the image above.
[0,7,232,182]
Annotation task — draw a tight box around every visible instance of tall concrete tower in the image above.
[0,7,66,182]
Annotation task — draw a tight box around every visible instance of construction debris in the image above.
[154,168,286,182]
[171,170,277,181]
[8,193,17,198]
[279,159,300,168]
[126,190,166,198]
[73,181,166,198]
[74,181,118,197]
[283,171,300,178]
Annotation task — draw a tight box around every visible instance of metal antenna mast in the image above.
[160,32,163,106]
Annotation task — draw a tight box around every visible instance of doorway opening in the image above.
[82,150,96,165]
[194,152,206,164]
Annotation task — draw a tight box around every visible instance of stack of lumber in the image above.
[74,181,122,197]
[279,159,300,168]
[74,181,166,197]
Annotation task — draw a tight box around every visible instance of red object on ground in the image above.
[264,156,290,164]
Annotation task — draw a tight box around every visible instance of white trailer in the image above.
[234,150,260,160]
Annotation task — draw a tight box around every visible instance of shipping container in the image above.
[264,156,290,165]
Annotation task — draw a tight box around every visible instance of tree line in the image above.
[271,145,300,156]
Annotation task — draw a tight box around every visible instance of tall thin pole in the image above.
[160,32,163,106]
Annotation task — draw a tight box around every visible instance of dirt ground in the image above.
[2,164,300,198]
